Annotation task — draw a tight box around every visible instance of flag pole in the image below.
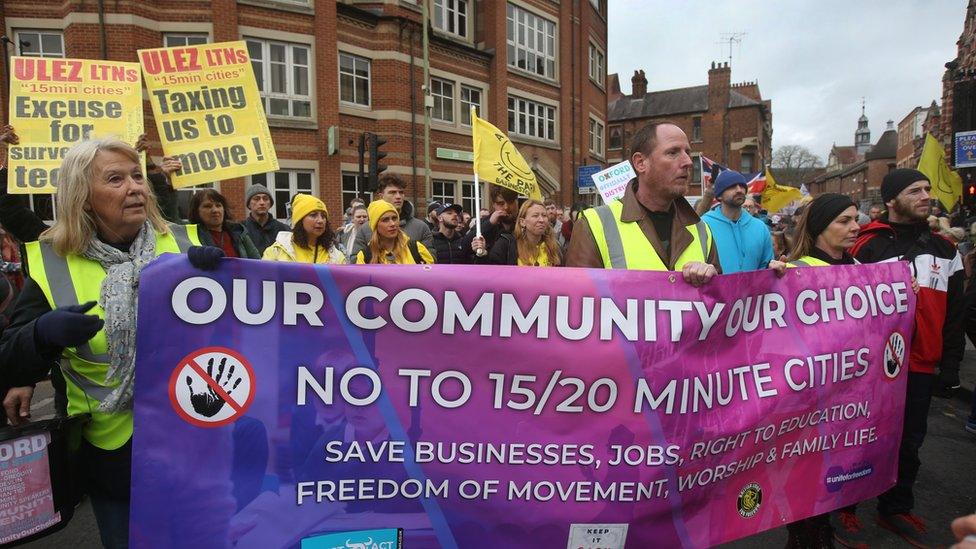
[471,106,486,256]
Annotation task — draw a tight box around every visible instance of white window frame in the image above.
[341,172,371,209]
[460,85,482,126]
[14,30,64,58]
[14,30,65,222]
[338,52,371,108]
[247,169,315,220]
[589,117,605,157]
[460,181,476,215]
[506,3,557,80]
[176,183,218,222]
[431,180,457,205]
[430,78,455,123]
[163,34,209,47]
[246,38,312,119]
[433,0,469,39]
[588,42,605,86]
[508,95,556,142]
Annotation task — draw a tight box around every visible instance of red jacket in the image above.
[851,218,964,375]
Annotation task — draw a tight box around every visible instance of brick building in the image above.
[605,61,772,196]
[895,101,940,169]
[941,0,976,200]
[808,121,897,205]
[1,0,608,223]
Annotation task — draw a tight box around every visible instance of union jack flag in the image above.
[700,155,724,189]
[745,171,766,194]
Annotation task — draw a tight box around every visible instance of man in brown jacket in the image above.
[565,122,720,286]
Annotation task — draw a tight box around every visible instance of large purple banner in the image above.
[130,256,914,548]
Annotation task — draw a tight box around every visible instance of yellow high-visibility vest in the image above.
[583,200,712,270]
[25,224,199,450]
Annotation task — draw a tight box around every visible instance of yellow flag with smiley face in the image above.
[471,108,541,199]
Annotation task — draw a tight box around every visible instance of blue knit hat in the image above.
[714,169,748,198]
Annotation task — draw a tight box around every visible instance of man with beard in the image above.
[430,203,471,264]
[830,168,964,549]
[564,122,719,285]
[701,169,773,273]
[468,185,519,259]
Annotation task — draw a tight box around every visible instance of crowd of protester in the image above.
[1,120,976,549]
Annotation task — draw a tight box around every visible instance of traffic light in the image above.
[358,133,366,183]
[367,133,388,191]
[967,183,976,207]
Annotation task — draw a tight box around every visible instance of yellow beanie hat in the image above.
[291,194,328,227]
[367,199,398,232]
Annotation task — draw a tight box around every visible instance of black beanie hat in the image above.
[881,168,929,204]
[806,193,857,239]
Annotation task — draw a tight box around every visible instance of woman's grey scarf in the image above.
[81,220,156,412]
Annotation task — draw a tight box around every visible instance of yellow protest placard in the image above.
[6,57,143,194]
[139,40,278,188]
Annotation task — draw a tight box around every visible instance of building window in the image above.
[163,34,208,47]
[177,183,216,221]
[691,154,702,184]
[741,153,755,174]
[247,38,312,118]
[249,170,314,220]
[432,180,457,205]
[589,118,605,156]
[433,0,468,39]
[15,30,63,222]
[506,4,556,79]
[692,117,702,142]
[588,43,605,86]
[460,86,482,126]
[338,52,371,107]
[15,30,64,58]
[608,125,622,150]
[341,172,370,210]
[461,181,476,215]
[508,96,556,141]
[430,78,455,123]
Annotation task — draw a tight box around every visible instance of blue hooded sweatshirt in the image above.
[702,207,774,273]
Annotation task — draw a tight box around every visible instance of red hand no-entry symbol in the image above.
[169,347,255,428]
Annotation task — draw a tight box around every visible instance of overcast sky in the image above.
[607,0,966,163]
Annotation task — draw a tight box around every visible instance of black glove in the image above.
[710,163,721,183]
[187,245,225,270]
[933,367,961,398]
[35,301,104,349]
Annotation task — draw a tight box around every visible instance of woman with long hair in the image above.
[355,199,434,264]
[188,189,260,259]
[0,137,201,547]
[263,194,345,264]
[487,199,562,266]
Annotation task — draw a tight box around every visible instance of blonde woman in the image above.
[355,199,434,264]
[263,194,345,264]
[487,199,562,266]
[0,137,200,547]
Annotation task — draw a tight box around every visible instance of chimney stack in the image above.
[631,69,647,98]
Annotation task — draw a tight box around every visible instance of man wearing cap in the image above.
[829,168,965,548]
[243,184,290,254]
[429,203,471,264]
[701,169,773,273]
[565,122,720,285]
